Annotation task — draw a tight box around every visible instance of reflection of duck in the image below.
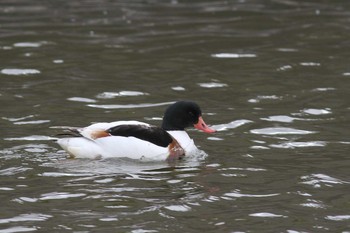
[57,101,215,161]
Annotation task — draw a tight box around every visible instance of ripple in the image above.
[40,172,92,177]
[13,197,38,203]
[312,87,336,92]
[0,226,37,233]
[213,119,252,131]
[250,127,315,135]
[13,41,47,47]
[302,108,332,115]
[0,213,52,224]
[67,97,97,103]
[325,215,350,221]
[0,187,14,191]
[270,141,326,149]
[300,200,326,209]
[0,46,12,50]
[39,192,86,200]
[277,65,293,71]
[277,48,298,52]
[53,59,64,64]
[261,115,299,123]
[300,62,321,66]
[171,86,186,91]
[88,101,174,109]
[50,158,173,175]
[1,68,40,76]
[2,115,35,122]
[250,145,270,150]
[99,217,118,222]
[262,114,322,123]
[164,204,191,212]
[249,212,286,218]
[1,143,51,153]
[131,229,158,233]
[207,137,224,141]
[300,174,349,188]
[248,95,281,103]
[211,53,257,58]
[4,135,57,141]
[224,190,280,198]
[220,167,266,172]
[13,120,50,125]
[198,82,228,88]
[0,167,32,176]
[96,91,149,99]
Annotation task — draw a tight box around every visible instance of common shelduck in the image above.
[57,101,215,161]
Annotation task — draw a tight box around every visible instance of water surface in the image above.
[1,0,350,232]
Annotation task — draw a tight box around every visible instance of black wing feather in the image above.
[107,124,173,148]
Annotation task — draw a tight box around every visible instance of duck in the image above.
[57,101,216,161]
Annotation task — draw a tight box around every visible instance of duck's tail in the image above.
[50,126,82,138]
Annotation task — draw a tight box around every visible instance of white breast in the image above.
[167,130,198,155]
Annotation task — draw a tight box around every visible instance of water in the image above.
[1,0,350,232]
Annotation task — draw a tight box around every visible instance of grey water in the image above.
[1,0,350,232]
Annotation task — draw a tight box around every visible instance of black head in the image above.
[161,101,202,131]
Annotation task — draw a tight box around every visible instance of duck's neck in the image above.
[167,130,197,154]
[161,121,184,131]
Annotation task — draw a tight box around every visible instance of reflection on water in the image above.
[1,0,350,232]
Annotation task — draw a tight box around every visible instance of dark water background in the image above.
[1,0,350,232]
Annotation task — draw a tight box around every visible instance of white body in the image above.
[57,121,198,161]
